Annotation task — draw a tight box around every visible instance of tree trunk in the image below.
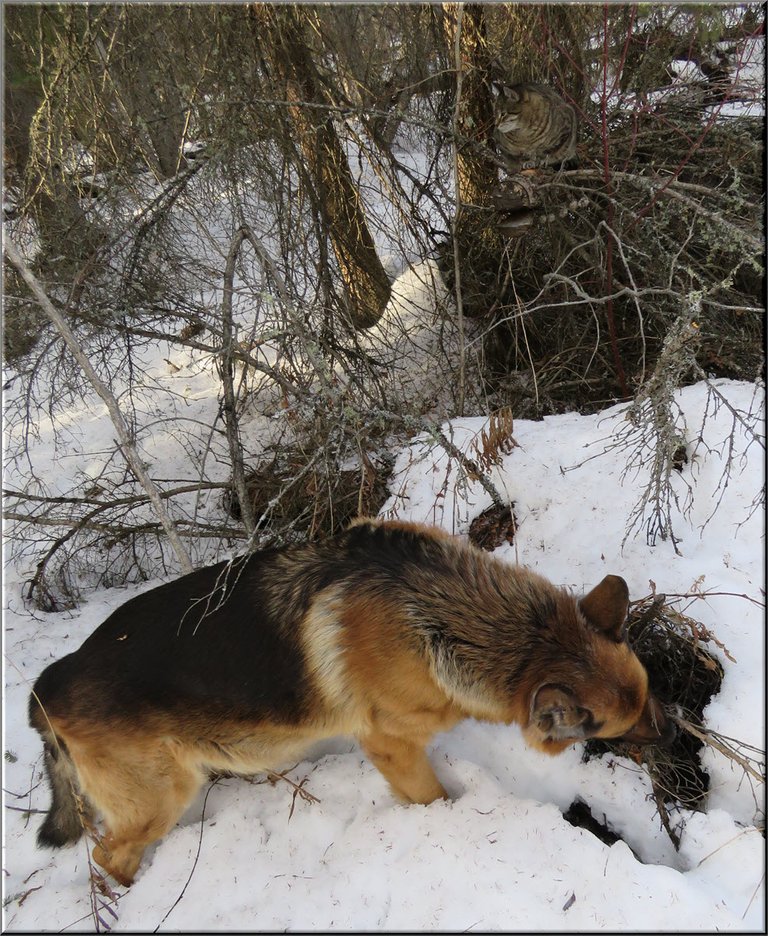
[93,8,188,180]
[444,2,497,208]
[4,51,97,264]
[441,3,506,319]
[260,7,391,330]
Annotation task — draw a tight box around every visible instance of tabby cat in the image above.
[493,82,578,173]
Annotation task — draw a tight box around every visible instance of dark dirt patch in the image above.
[224,448,391,540]
[562,798,622,848]
[583,592,726,848]
[468,502,517,550]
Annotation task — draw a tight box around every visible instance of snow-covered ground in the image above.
[3,367,764,931]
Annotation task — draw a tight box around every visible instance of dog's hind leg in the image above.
[360,729,448,805]
[71,735,205,886]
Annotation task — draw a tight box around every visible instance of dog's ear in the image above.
[530,684,590,740]
[579,575,629,642]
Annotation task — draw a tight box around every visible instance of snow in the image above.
[2,365,764,930]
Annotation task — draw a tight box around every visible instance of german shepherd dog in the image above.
[29,519,673,886]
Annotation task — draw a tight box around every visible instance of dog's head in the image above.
[524,575,676,755]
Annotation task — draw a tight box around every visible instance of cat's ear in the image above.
[492,81,518,103]
[501,84,520,104]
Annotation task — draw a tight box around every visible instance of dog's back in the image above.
[31,522,481,732]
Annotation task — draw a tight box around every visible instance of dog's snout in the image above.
[648,696,678,746]
[611,694,677,747]
[655,715,678,747]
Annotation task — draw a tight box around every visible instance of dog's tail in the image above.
[29,695,88,847]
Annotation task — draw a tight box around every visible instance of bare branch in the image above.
[4,235,194,574]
